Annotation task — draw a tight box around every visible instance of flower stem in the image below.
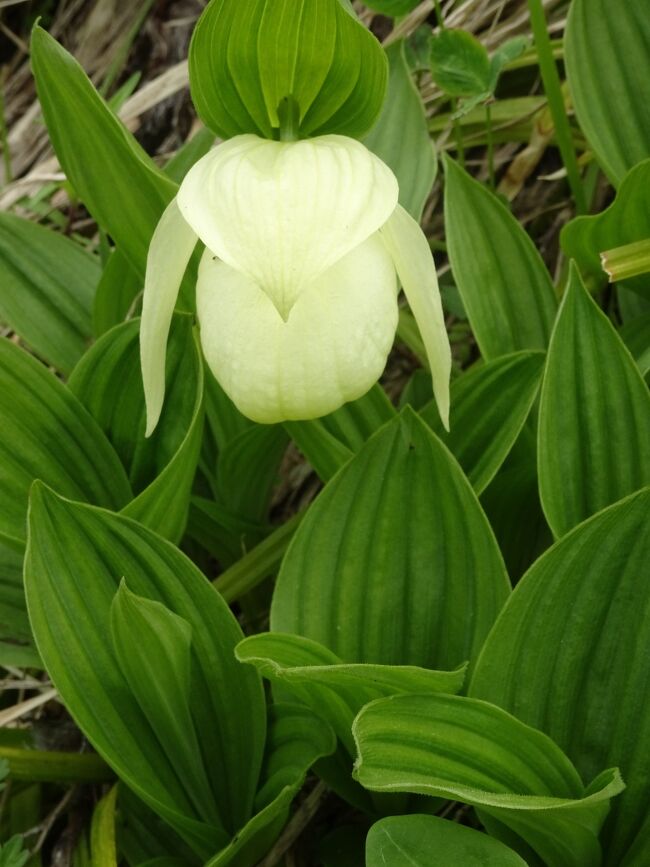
[278,95,300,142]
[527,0,587,214]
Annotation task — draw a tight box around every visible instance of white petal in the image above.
[381,205,451,429]
[178,134,399,320]
[140,197,198,436]
[196,234,398,424]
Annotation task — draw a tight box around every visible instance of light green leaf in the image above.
[565,0,650,185]
[444,157,557,357]
[366,815,528,866]
[31,26,176,279]
[562,159,650,295]
[90,785,118,867]
[420,351,545,494]
[189,0,387,140]
[353,693,624,867]
[0,213,97,374]
[364,41,436,220]
[25,487,265,858]
[92,247,142,337]
[69,314,204,543]
[0,339,131,548]
[237,631,465,754]
[538,266,650,537]
[272,409,510,672]
[471,488,650,865]
[430,30,491,98]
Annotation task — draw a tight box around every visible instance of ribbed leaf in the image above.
[364,41,436,220]
[206,703,335,867]
[69,315,204,543]
[366,815,527,867]
[444,157,557,358]
[272,409,510,671]
[353,693,624,867]
[0,339,131,548]
[0,213,97,374]
[471,489,650,866]
[421,351,545,494]
[538,266,650,537]
[0,541,30,641]
[565,0,650,185]
[189,0,387,140]
[31,27,176,279]
[24,487,265,857]
[562,160,650,295]
[237,632,465,753]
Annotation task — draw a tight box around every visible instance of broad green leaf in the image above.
[237,631,465,753]
[205,703,335,867]
[562,160,650,295]
[31,27,176,279]
[69,315,204,543]
[118,788,201,867]
[0,339,131,548]
[471,489,650,865]
[92,247,142,337]
[272,409,510,671]
[25,487,265,858]
[364,41,436,220]
[110,584,221,827]
[90,785,118,867]
[565,0,650,185]
[430,30,491,98]
[420,351,545,494]
[444,157,557,357]
[0,213,97,374]
[0,541,30,642]
[189,0,387,140]
[620,313,650,378]
[353,693,624,867]
[366,815,528,867]
[538,266,650,537]
[363,0,420,15]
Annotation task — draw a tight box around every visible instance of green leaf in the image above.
[366,815,528,866]
[488,36,529,92]
[0,836,29,867]
[430,30,491,98]
[620,313,650,378]
[205,703,335,867]
[92,247,142,337]
[444,157,557,357]
[565,0,650,185]
[189,0,387,140]
[0,541,31,642]
[24,487,266,858]
[90,785,118,867]
[272,409,510,672]
[69,314,204,543]
[471,488,650,865]
[31,26,176,279]
[420,351,546,494]
[0,745,110,784]
[353,693,624,867]
[0,339,131,548]
[363,0,421,15]
[364,41,436,220]
[110,583,222,827]
[562,159,650,295]
[0,213,97,374]
[237,631,465,754]
[537,266,650,537]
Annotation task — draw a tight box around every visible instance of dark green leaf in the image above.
[620,313,650,377]
[272,409,510,672]
[565,0,650,185]
[430,30,491,98]
[421,351,545,494]
[0,213,97,374]
[0,339,131,548]
[189,0,387,140]
[363,0,421,15]
[471,488,650,865]
[538,266,650,537]
[444,157,557,357]
[364,41,436,220]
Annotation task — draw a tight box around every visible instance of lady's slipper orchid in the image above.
[141,134,451,434]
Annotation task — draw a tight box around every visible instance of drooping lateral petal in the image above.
[178,135,399,320]
[140,197,198,436]
[381,205,451,429]
[196,234,398,424]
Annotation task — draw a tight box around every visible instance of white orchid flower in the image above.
[141,134,451,435]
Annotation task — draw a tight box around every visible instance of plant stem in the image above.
[485,101,495,190]
[601,238,650,283]
[433,0,445,29]
[452,99,465,166]
[527,0,587,214]
[278,95,300,142]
